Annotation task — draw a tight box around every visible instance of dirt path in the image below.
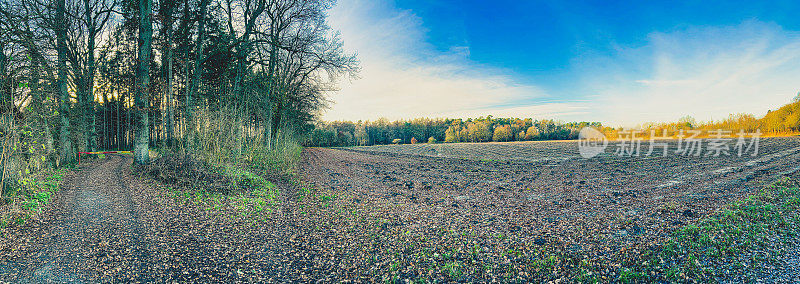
[0,155,292,282]
[0,155,154,282]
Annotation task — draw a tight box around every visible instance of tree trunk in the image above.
[264,26,279,148]
[75,79,87,152]
[232,39,248,105]
[104,92,110,149]
[231,0,264,106]
[56,0,72,165]
[0,42,8,115]
[86,1,97,151]
[134,0,153,164]
[0,42,7,193]
[185,0,210,149]
[161,4,175,147]
[29,51,54,167]
[263,99,272,149]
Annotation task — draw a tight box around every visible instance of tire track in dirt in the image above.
[0,155,295,282]
[0,155,153,282]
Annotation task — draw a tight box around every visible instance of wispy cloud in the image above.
[327,2,800,126]
[579,21,800,126]
[324,0,572,121]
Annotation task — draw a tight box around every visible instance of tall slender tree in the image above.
[56,0,72,165]
[134,0,152,164]
[82,0,114,151]
[0,42,8,114]
[159,0,176,146]
[185,0,210,148]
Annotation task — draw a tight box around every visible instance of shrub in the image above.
[392,139,402,144]
[428,137,437,144]
[191,107,302,176]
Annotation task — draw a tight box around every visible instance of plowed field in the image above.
[295,137,800,281]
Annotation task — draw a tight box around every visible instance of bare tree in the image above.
[258,0,357,147]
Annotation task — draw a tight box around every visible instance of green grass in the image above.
[443,261,463,279]
[165,165,280,220]
[385,177,800,282]
[0,169,66,231]
[625,178,800,282]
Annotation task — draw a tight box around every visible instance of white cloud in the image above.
[580,21,800,127]
[323,0,570,121]
[326,3,800,127]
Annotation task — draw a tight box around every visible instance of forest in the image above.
[306,97,800,147]
[0,0,358,192]
[306,117,602,147]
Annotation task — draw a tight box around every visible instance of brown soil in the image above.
[1,137,799,282]
[0,155,294,282]
[292,137,800,281]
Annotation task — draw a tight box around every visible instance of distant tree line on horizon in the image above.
[304,116,603,147]
[604,97,800,139]
[305,98,800,147]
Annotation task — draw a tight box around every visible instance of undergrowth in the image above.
[0,168,66,232]
[163,164,280,221]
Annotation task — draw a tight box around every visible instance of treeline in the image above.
[305,116,603,147]
[602,98,800,139]
[760,97,800,133]
[0,0,356,193]
[306,97,800,147]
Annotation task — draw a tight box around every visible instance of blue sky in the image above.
[324,0,800,126]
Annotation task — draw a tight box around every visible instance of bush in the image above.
[139,154,236,194]
[1,168,65,230]
[191,107,302,176]
[392,139,402,144]
[428,137,437,144]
